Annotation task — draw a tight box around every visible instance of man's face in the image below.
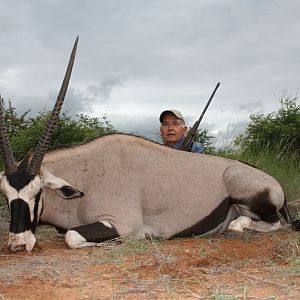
[160,113,187,146]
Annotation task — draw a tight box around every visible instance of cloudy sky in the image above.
[0,0,299,147]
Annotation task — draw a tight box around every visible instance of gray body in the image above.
[40,133,284,242]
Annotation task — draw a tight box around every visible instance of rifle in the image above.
[179,82,220,152]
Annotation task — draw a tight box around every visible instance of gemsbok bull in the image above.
[0,38,299,252]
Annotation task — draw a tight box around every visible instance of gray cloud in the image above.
[0,0,299,144]
[87,77,124,101]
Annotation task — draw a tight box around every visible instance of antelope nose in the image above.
[8,243,26,253]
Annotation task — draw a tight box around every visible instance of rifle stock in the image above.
[179,82,220,152]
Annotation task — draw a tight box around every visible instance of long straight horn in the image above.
[27,36,79,175]
[0,97,17,175]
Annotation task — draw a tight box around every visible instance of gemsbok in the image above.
[0,37,299,252]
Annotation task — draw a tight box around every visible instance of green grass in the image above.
[87,239,149,264]
[212,287,250,300]
[275,234,300,275]
[0,194,9,221]
[220,144,300,201]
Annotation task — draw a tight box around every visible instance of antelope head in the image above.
[0,37,82,252]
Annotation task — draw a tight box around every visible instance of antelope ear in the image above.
[0,171,4,181]
[42,169,84,199]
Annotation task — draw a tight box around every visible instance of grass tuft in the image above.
[220,143,300,201]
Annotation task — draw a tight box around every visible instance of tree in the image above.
[1,98,30,136]
[0,98,115,163]
[192,128,215,154]
[234,96,300,155]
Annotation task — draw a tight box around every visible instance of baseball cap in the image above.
[159,109,185,123]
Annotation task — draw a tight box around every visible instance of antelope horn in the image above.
[0,96,17,175]
[27,36,79,175]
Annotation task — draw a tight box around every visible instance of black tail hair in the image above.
[279,197,300,231]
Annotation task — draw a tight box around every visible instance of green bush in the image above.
[0,99,115,164]
[234,96,300,155]
[220,95,300,200]
[224,144,300,201]
[193,128,215,154]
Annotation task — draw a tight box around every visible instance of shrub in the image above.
[0,98,115,164]
[234,96,300,155]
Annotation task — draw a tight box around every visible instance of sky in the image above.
[0,0,299,147]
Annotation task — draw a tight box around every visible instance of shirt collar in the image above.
[170,136,185,150]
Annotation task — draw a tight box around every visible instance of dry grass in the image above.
[0,199,300,299]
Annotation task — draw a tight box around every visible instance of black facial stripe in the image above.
[7,170,35,192]
[9,199,31,234]
[31,190,43,233]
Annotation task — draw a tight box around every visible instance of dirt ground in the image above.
[0,219,300,300]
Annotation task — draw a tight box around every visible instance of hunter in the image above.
[159,109,205,154]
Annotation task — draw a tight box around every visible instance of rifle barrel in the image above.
[179,82,220,151]
[197,82,220,124]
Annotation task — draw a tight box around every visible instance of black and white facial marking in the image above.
[1,168,44,252]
